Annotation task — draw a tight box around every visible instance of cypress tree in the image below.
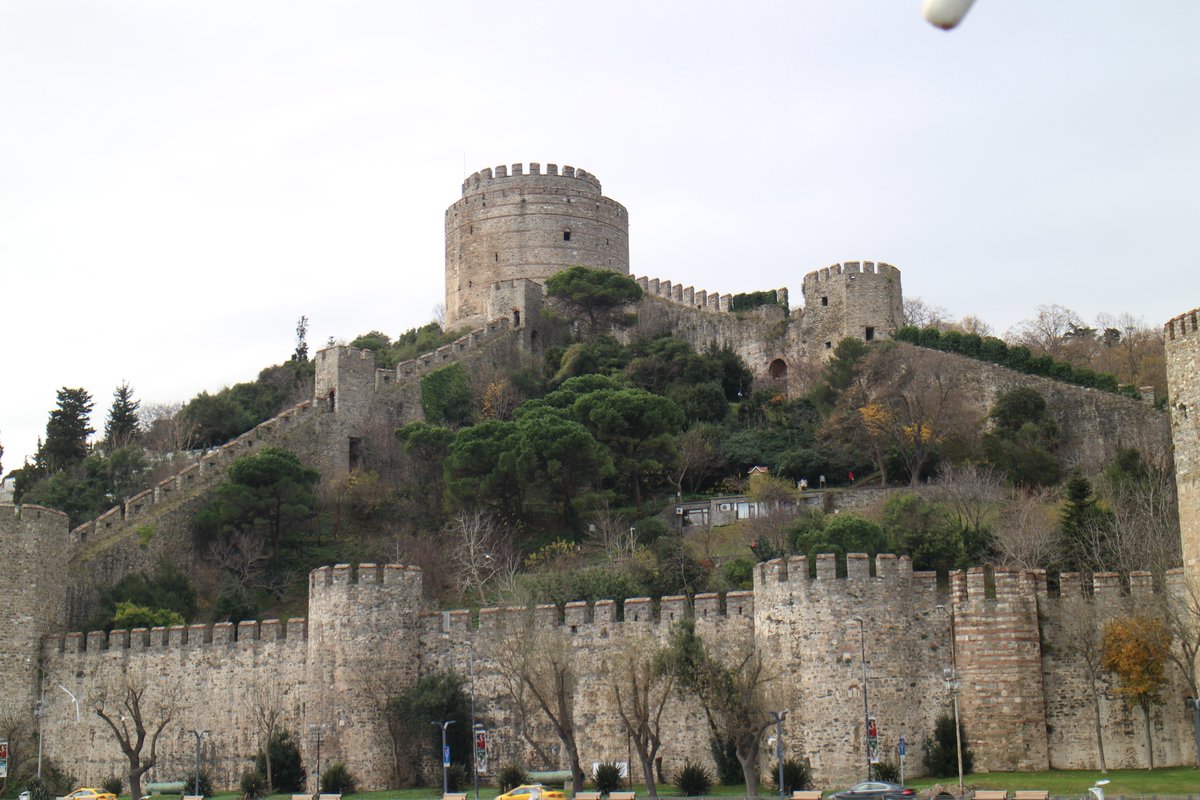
[104,382,141,450]
[41,387,94,472]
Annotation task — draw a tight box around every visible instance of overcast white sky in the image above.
[2,1,1199,472]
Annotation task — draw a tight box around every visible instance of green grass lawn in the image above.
[187,768,1199,800]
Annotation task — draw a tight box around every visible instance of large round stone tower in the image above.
[444,162,630,328]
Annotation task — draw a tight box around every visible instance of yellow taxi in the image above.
[496,785,568,800]
[63,789,117,800]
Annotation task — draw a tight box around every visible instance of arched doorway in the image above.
[768,358,788,381]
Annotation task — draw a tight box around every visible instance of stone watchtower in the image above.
[1166,308,1200,580]
[0,504,69,724]
[801,261,904,356]
[444,162,630,329]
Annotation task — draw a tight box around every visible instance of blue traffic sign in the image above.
[443,745,451,768]
[898,736,907,757]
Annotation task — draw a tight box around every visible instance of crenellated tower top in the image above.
[444,161,630,329]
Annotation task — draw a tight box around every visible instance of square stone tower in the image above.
[1166,308,1200,578]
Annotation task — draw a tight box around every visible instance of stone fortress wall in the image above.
[1165,309,1200,579]
[445,163,630,329]
[16,541,1197,791]
[2,161,1194,790]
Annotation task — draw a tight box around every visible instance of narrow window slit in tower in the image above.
[865,327,875,341]
[563,231,571,241]
[821,296,829,306]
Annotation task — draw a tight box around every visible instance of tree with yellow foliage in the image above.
[1101,614,1172,768]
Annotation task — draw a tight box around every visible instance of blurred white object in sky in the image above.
[922,0,977,30]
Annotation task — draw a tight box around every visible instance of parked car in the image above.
[496,785,568,800]
[832,782,916,800]
[63,789,117,800]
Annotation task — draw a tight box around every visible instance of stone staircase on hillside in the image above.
[69,400,319,563]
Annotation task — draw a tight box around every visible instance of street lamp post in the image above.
[769,710,790,798]
[469,646,480,800]
[187,730,209,796]
[935,605,965,797]
[850,616,870,781]
[432,720,456,796]
[34,697,45,780]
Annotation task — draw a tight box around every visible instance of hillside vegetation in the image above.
[6,272,1179,628]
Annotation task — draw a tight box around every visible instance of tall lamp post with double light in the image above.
[935,605,964,797]
[186,730,208,796]
[444,624,484,800]
[768,710,790,798]
[469,644,481,800]
[850,616,870,781]
[432,719,456,796]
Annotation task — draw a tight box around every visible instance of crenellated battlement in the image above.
[4,502,67,523]
[634,275,791,316]
[754,552,938,595]
[460,162,603,195]
[950,566,1043,605]
[43,616,307,657]
[1048,568,1181,601]
[803,260,899,285]
[69,400,317,547]
[1165,308,1200,340]
[423,589,754,641]
[308,562,422,591]
[636,275,729,313]
[392,317,512,380]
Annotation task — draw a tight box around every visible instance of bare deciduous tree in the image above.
[141,401,199,455]
[1007,304,1086,360]
[611,636,674,798]
[448,510,517,604]
[991,487,1058,570]
[668,425,724,497]
[660,621,776,797]
[489,613,585,791]
[585,502,640,564]
[954,314,993,337]
[251,677,289,792]
[1058,595,1109,772]
[1099,456,1180,577]
[830,346,976,486]
[1159,573,1200,701]
[480,377,526,422]
[93,676,175,800]
[902,296,953,330]
[932,463,1004,538]
[209,532,271,590]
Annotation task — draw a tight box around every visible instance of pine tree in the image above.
[293,315,309,363]
[105,382,141,451]
[41,387,94,472]
[1057,475,1113,571]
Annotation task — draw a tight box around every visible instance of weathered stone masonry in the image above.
[4,163,1195,791]
[7,524,1195,792]
[1166,309,1200,580]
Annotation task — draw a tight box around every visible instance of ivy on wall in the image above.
[420,363,474,425]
